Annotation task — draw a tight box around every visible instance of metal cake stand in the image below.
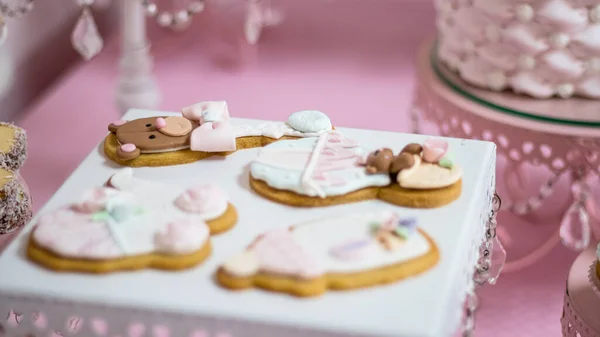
[412,37,600,335]
[413,37,600,261]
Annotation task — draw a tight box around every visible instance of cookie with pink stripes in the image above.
[26,168,238,274]
[249,131,463,208]
[217,211,439,297]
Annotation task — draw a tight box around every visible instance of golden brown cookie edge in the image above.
[26,231,213,274]
[216,229,439,297]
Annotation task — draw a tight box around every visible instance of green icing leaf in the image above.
[370,222,381,233]
[92,211,110,221]
[439,156,453,169]
[394,227,410,240]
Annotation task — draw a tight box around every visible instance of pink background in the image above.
[2,0,589,336]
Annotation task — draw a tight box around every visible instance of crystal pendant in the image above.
[560,203,590,251]
[488,235,506,285]
[560,180,592,251]
[0,16,7,47]
[71,7,104,61]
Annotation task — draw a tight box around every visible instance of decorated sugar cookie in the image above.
[217,211,439,297]
[249,131,462,208]
[104,101,334,167]
[26,168,238,273]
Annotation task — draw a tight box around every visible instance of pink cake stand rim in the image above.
[419,38,600,138]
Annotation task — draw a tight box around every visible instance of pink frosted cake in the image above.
[435,0,600,99]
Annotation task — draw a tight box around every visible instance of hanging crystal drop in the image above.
[488,235,506,284]
[560,202,591,251]
[71,7,104,61]
[0,15,7,47]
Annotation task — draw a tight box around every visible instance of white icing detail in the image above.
[116,139,190,154]
[397,155,463,189]
[102,193,140,254]
[287,110,332,133]
[572,25,600,51]
[234,121,331,140]
[290,211,431,273]
[542,51,584,78]
[300,132,329,198]
[537,0,588,30]
[487,71,507,91]
[515,4,534,22]
[436,0,600,99]
[557,83,575,98]
[549,33,570,49]
[110,168,227,220]
[510,72,555,98]
[222,251,260,277]
[250,138,390,197]
[517,55,536,70]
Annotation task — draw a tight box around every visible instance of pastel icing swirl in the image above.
[175,183,229,215]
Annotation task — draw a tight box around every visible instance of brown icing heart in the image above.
[401,143,423,155]
[389,152,415,180]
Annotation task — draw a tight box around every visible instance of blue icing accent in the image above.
[287,110,332,133]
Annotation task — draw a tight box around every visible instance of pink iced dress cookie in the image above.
[27,168,238,274]
[217,210,439,297]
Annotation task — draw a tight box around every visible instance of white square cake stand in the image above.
[0,109,498,337]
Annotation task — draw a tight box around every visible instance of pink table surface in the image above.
[0,0,583,336]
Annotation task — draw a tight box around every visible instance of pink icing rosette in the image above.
[154,218,210,254]
[422,138,449,163]
[73,187,120,213]
[175,183,228,215]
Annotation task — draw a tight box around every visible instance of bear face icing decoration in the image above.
[364,143,422,179]
[364,140,453,179]
[109,117,199,161]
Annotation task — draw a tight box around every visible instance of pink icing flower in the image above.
[73,187,120,213]
[422,138,449,163]
[175,183,228,214]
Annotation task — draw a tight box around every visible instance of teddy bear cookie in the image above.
[104,101,334,167]
[249,131,462,208]
[217,210,439,297]
[26,168,238,273]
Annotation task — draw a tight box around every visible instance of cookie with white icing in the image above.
[217,211,439,297]
[104,101,335,167]
[249,132,462,208]
[26,168,238,274]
